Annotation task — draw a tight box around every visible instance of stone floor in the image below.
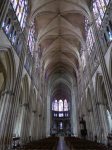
[57,136,70,150]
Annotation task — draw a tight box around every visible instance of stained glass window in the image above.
[68,102,70,110]
[59,100,63,111]
[54,100,58,111]
[5,18,11,34]
[52,102,54,110]
[105,0,109,5]
[85,18,95,55]
[10,0,28,31]
[93,0,110,29]
[80,44,86,69]
[60,122,63,129]
[109,32,112,41]
[64,99,68,111]
[59,113,64,117]
[27,21,35,56]
[36,46,40,70]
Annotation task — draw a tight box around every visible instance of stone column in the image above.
[46,93,50,136]
[73,85,78,136]
[20,104,29,145]
[0,91,14,149]
[27,40,37,142]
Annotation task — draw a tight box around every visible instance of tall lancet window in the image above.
[59,100,63,111]
[64,99,68,111]
[10,0,28,31]
[36,45,40,71]
[93,0,110,29]
[85,18,95,55]
[80,44,86,69]
[54,100,58,111]
[27,21,35,56]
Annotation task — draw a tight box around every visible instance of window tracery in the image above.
[54,100,58,111]
[27,21,35,56]
[64,99,68,111]
[85,18,95,55]
[93,0,110,29]
[80,44,86,69]
[10,0,28,31]
[36,46,40,71]
[59,100,63,111]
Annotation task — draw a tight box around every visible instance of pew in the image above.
[64,137,112,150]
[20,137,59,149]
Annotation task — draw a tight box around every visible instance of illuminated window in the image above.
[80,45,86,69]
[10,0,28,31]
[68,102,70,110]
[52,102,54,110]
[93,0,110,29]
[59,113,63,117]
[54,100,58,111]
[64,99,68,111]
[59,100,63,111]
[36,46,40,70]
[107,27,112,41]
[60,122,63,129]
[5,18,11,34]
[27,21,35,56]
[85,18,95,55]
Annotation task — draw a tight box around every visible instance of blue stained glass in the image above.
[105,0,109,5]
[5,25,9,34]
[109,32,112,41]
[2,21,5,28]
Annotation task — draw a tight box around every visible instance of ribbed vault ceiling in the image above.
[30,0,91,100]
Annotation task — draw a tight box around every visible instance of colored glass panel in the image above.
[80,45,86,68]
[60,122,63,129]
[68,102,70,110]
[93,1,101,29]
[93,0,110,29]
[59,100,63,111]
[64,99,68,111]
[36,46,40,70]
[96,0,104,18]
[85,18,95,55]
[54,100,58,111]
[109,32,112,41]
[27,21,35,56]
[105,0,109,5]
[10,0,28,31]
[2,21,5,28]
[59,113,64,117]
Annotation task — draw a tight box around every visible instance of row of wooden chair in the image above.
[20,137,59,150]
[64,137,112,150]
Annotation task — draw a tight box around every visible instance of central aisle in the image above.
[57,137,70,150]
